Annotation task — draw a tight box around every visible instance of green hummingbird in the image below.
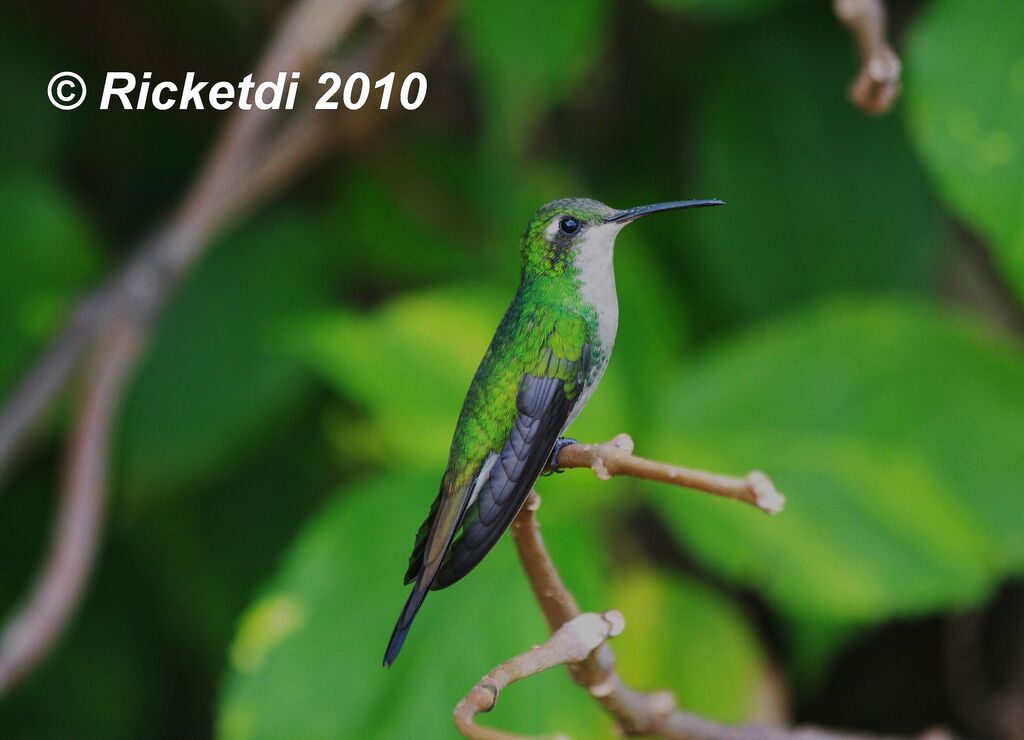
[383,197,723,666]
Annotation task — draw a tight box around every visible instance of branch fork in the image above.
[454,611,625,740]
[455,440,948,739]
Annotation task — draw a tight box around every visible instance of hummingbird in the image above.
[383,197,723,666]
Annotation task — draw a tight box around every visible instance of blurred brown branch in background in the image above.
[833,0,902,114]
[0,324,138,695]
[0,0,453,698]
[455,488,954,740]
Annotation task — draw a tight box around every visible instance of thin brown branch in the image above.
[167,0,370,261]
[475,490,945,740]
[0,323,140,695]
[555,434,785,515]
[453,611,626,740]
[833,0,902,115]
[0,296,105,484]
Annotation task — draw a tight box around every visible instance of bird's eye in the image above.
[559,216,580,235]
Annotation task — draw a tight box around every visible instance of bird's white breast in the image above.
[563,223,621,429]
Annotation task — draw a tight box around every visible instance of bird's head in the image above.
[519,197,724,279]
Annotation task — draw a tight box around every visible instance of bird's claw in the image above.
[543,437,578,475]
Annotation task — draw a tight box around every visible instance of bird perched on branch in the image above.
[384,197,723,666]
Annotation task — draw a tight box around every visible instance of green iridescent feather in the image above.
[422,285,594,562]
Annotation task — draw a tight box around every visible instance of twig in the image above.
[0,323,140,695]
[555,434,785,515]
[453,611,626,740]
[833,0,901,115]
[454,490,941,740]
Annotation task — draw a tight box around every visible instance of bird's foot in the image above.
[543,437,578,475]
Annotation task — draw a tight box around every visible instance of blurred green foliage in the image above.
[2,0,1024,738]
[682,12,947,325]
[217,473,767,738]
[905,0,1024,303]
[0,173,99,393]
[117,214,335,507]
[462,0,611,155]
[649,0,800,21]
[648,300,1024,673]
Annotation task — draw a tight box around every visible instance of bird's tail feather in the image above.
[383,583,430,667]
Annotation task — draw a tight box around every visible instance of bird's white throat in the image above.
[561,222,622,432]
[574,222,622,351]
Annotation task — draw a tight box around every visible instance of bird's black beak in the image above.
[605,199,725,224]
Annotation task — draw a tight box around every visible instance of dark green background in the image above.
[2,0,1023,737]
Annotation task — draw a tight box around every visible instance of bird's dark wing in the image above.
[385,305,591,665]
[432,347,589,589]
[403,484,442,584]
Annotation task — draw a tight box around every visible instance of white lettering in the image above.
[100,72,136,110]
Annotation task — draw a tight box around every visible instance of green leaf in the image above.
[681,9,946,325]
[904,0,1024,304]
[117,214,334,507]
[217,471,611,740]
[217,472,768,738]
[0,171,100,395]
[283,287,509,468]
[647,300,1024,627]
[460,0,612,153]
[647,0,801,20]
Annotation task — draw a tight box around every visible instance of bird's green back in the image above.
[445,276,595,492]
[413,276,596,579]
